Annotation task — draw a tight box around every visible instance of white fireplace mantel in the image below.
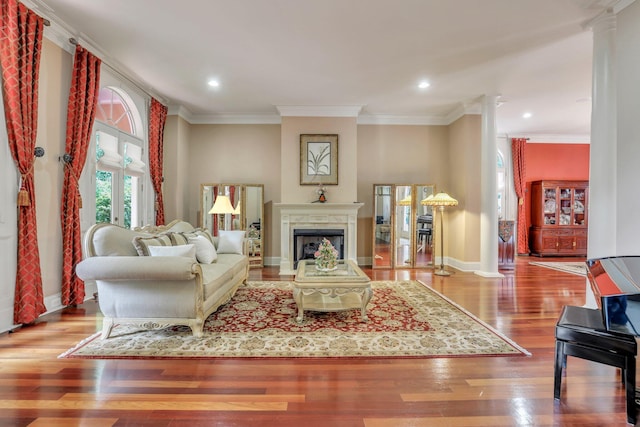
[275,203,364,275]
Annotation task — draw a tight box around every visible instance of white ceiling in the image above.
[30,0,625,139]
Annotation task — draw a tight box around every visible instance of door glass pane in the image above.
[124,174,139,229]
[96,170,113,223]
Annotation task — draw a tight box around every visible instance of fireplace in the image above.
[275,203,364,275]
[293,228,344,268]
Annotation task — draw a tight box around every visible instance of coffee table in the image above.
[293,259,372,323]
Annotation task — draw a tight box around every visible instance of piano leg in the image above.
[553,340,566,400]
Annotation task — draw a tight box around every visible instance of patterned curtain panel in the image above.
[0,0,46,324]
[511,138,528,255]
[148,98,167,225]
[60,45,101,306]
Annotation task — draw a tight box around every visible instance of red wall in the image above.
[523,143,590,239]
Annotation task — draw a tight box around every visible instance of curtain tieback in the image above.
[17,167,35,207]
[64,162,83,208]
[519,198,524,206]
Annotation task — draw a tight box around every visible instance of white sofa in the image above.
[76,220,249,339]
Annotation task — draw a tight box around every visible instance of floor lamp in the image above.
[422,192,459,276]
[208,195,235,235]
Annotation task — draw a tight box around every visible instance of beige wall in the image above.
[165,119,481,264]
[448,114,482,265]
[280,116,358,203]
[163,115,191,223]
[356,125,449,258]
[184,124,281,259]
[36,39,72,298]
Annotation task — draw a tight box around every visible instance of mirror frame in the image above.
[372,184,435,269]
[200,183,264,268]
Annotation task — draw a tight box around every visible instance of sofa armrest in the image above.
[76,256,198,281]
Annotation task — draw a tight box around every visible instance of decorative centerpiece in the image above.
[315,184,327,203]
[314,238,339,271]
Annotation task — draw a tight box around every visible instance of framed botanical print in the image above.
[300,134,338,185]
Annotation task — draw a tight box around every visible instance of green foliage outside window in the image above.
[96,170,132,228]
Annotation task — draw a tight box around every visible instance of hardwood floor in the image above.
[0,256,634,426]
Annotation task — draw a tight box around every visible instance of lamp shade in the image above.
[208,195,235,214]
[422,192,458,207]
[398,195,412,206]
[233,200,241,215]
[420,194,434,205]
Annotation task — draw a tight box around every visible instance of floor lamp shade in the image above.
[208,195,234,214]
[422,192,459,276]
[208,195,235,235]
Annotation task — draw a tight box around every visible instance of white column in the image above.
[585,12,617,308]
[476,95,502,278]
[588,12,617,260]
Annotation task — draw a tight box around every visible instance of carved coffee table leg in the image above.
[293,287,305,323]
[360,286,373,322]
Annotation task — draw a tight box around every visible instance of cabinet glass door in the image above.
[559,187,572,226]
[573,188,586,226]
[543,187,557,225]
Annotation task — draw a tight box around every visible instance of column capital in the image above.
[585,9,616,34]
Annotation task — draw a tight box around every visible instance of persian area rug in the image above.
[60,280,530,359]
[529,261,587,277]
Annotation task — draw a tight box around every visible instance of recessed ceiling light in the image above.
[418,81,430,89]
[208,79,220,88]
[522,112,532,119]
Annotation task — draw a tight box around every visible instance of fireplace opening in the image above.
[293,228,345,268]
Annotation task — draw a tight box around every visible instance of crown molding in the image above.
[357,114,447,125]
[276,105,363,117]
[499,133,591,144]
[25,0,75,53]
[190,114,282,125]
[444,101,482,125]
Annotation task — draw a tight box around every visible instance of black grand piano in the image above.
[584,256,640,422]
[587,256,640,336]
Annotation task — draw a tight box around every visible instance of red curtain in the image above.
[60,45,101,306]
[512,138,528,255]
[0,0,46,324]
[229,186,236,230]
[148,98,167,225]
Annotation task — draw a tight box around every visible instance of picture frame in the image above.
[300,134,338,185]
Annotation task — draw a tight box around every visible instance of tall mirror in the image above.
[415,184,435,268]
[201,183,264,268]
[395,185,413,268]
[372,184,434,269]
[372,185,393,269]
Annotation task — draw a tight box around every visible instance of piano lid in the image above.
[587,256,640,336]
[587,256,640,297]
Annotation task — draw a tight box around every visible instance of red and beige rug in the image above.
[60,280,529,359]
[529,261,587,277]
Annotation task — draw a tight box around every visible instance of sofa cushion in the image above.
[132,234,173,256]
[168,229,214,246]
[217,230,245,254]
[200,263,235,300]
[216,253,249,277]
[148,243,196,260]
[188,235,217,263]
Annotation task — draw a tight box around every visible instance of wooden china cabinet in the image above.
[529,180,589,257]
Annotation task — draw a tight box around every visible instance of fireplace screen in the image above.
[293,229,344,268]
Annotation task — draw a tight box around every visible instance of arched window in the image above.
[91,84,148,229]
